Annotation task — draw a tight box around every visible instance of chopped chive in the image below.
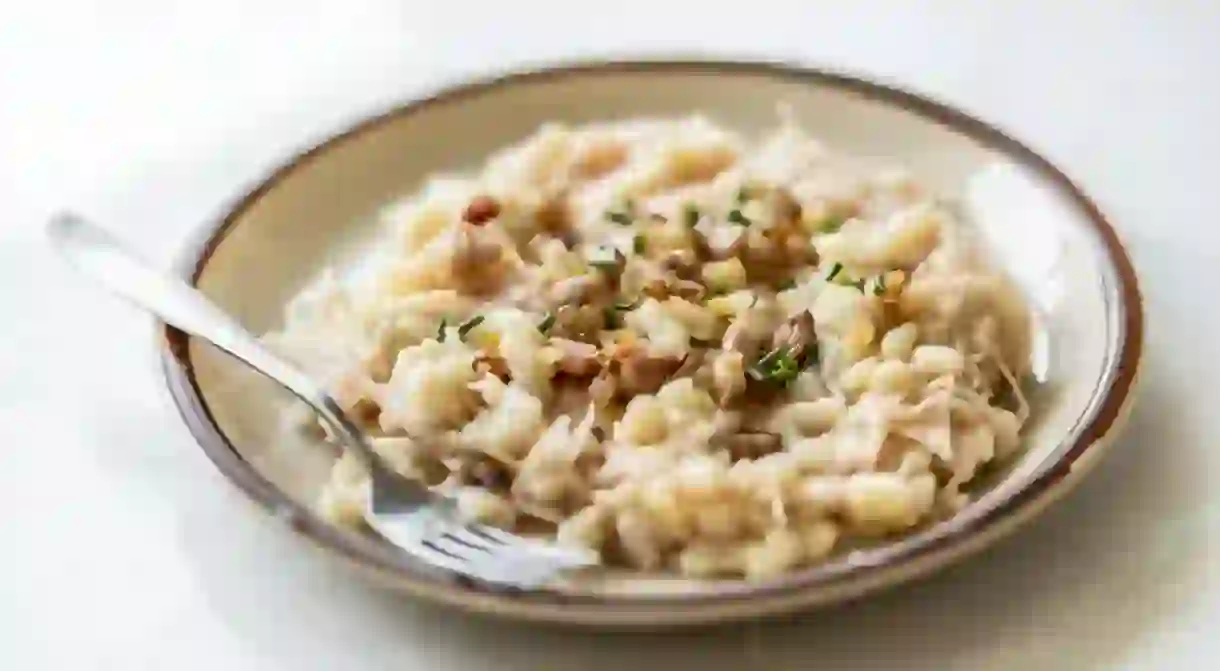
[606,211,632,225]
[754,347,783,370]
[872,274,888,296]
[457,315,485,339]
[632,234,646,255]
[735,186,750,203]
[748,346,802,385]
[727,209,750,226]
[825,262,844,282]
[851,278,866,292]
[683,203,700,228]
[436,319,448,342]
[605,198,635,225]
[537,312,556,335]
[772,354,800,384]
[779,278,797,291]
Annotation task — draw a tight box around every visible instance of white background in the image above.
[2,1,1217,668]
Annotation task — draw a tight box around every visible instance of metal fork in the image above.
[46,212,599,589]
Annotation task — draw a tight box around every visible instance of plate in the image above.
[159,59,1143,628]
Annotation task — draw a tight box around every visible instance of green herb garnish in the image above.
[735,186,750,204]
[457,315,485,340]
[604,198,635,226]
[824,262,867,291]
[748,346,802,385]
[749,348,781,377]
[606,211,632,225]
[771,353,801,384]
[751,346,780,368]
[632,234,646,255]
[779,278,797,291]
[613,299,641,312]
[683,203,700,228]
[537,312,556,335]
[727,208,750,226]
[436,319,448,342]
[872,274,887,296]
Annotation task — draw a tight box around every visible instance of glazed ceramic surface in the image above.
[161,61,1141,627]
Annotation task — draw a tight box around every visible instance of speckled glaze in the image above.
[157,60,1143,628]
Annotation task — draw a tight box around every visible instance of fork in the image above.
[46,212,600,589]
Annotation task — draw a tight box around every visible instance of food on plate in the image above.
[263,111,1033,580]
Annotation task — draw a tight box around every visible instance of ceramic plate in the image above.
[159,60,1143,628]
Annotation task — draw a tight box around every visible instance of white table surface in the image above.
[2,1,1217,668]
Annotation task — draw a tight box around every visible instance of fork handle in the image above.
[46,212,403,487]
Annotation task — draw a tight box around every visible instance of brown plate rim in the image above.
[156,58,1144,625]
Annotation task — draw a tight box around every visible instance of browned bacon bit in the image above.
[353,398,382,425]
[618,351,683,397]
[670,278,707,302]
[690,228,713,261]
[641,277,670,300]
[553,304,605,343]
[671,348,707,379]
[784,230,818,266]
[742,376,788,405]
[875,435,921,473]
[661,249,700,280]
[535,195,571,235]
[659,252,705,297]
[719,432,784,461]
[768,187,803,224]
[462,195,502,225]
[552,338,603,377]
[474,353,511,381]
[742,235,785,278]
